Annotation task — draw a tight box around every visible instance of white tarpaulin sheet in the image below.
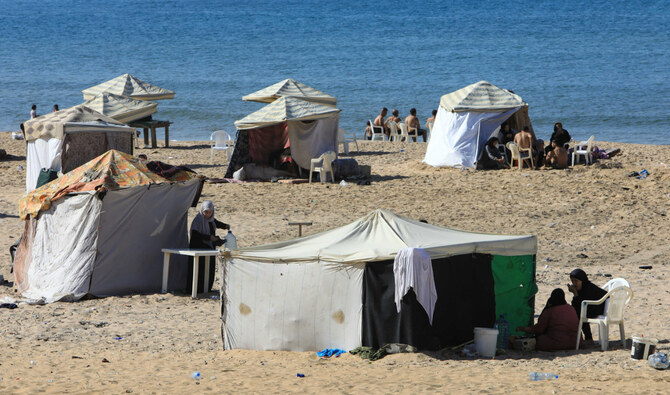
[26,138,62,191]
[423,106,519,168]
[21,194,101,302]
[287,114,339,169]
[222,258,363,351]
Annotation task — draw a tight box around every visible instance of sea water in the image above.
[0,0,668,144]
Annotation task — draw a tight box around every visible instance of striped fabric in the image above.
[440,81,526,113]
[242,78,337,107]
[21,105,134,142]
[234,96,341,130]
[82,74,175,101]
[83,93,158,123]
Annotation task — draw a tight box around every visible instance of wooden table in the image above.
[288,221,312,236]
[161,248,219,298]
[129,120,172,148]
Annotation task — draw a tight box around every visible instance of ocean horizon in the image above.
[1,0,668,144]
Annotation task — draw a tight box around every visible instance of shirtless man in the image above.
[404,108,427,142]
[374,107,388,137]
[426,109,437,126]
[545,141,568,169]
[513,126,535,169]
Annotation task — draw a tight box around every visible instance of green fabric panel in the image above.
[491,255,537,336]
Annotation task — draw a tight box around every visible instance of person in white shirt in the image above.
[30,104,37,119]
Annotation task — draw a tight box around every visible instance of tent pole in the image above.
[474,122,481,170]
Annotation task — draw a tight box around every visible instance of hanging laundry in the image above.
[393,247,437,324]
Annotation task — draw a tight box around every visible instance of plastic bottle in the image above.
[191,371,201,380]
[224,230,237,249]
[648,353,670,370]
[494,314,509,349]
[529,372,558,381]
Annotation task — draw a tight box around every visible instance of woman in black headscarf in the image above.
[568,269,607,343]
[187,200,230,294]
[516,288,580,350]
[479,137,508,170]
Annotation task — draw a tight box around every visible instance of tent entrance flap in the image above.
[362,254,496,350]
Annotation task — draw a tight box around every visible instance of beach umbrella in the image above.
[82,73,175,101]
[242,78,337,107]
[234,96,340,130]
[82,92,158,123]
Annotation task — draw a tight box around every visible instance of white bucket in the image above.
[631,336,658,360]
[474,327,499,358]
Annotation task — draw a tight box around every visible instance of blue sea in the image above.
[1,0,668,144]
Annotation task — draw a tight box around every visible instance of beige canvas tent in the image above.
[20,105,135,191]
[225,97,341,177]
[220,209,537,351]
[242,78,337,107]
[82,73,175,101]
[83,92,158,123]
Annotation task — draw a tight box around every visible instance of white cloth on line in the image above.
[393,247,437,324]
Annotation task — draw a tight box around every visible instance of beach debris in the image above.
[0,303,18,309]
[102,358,110,363]
[296,373,305,378]
[549,222,556,228]
[72,356,84,359]
[529,372,558,381]
[648,353,669,370]
[577,253,589,258]
[114,336,123,340]
[460,344,479,358]
[191,372,201,380]
[316,348,347,358]
[339,180,349,186]
[17,165,24,171]
[30,361,35,365]
[639,265,653,270]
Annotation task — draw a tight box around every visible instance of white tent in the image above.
[423,81,528,168]
[242,78,337,107]
[14,150,203,303]
[83,92,158,123]
[227,97,341,173]
[20,105,135,191]
[82,74,175,101]
[220,209,537,351]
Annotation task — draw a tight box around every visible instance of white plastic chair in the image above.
[407,125,422,142]
[397,122,410,142]
[575,279,633,351]
[426,121,434,142]
[571,135,595,166]
[387,121,400,142]
[369,119,386,141]
[210,130,234,161]
[309,151,336,183]
[338,128,359,154]
[506,142,533,170]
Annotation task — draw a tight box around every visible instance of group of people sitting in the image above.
[479,122,572,170]
[364,107,434,142]
[514,268,609,351]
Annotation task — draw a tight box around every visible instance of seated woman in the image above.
[479,137,508,170]
[568,268,607,345]
[516,288,580,351]
[188,201,230,293]
[545,122,571,155]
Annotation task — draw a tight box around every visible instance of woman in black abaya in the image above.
[568,268,607,343]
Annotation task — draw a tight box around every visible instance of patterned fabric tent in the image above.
[82,74,175,101]
[83,92,158,123]
[234,96,340,130]
[21,105,133,142]
[19,150,198,219]
[242,79,337,107]
[439,81,526,113]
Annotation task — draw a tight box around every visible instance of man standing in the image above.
[30,104,37,119]
[404,108,427,142]
[374,107,388,137]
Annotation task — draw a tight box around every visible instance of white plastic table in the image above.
[161,248,220,298]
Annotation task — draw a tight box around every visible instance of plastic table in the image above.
[161,248,219,298]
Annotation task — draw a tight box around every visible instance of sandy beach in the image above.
[1,132,669,393]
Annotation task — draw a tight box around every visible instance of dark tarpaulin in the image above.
[362,254,496,350]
